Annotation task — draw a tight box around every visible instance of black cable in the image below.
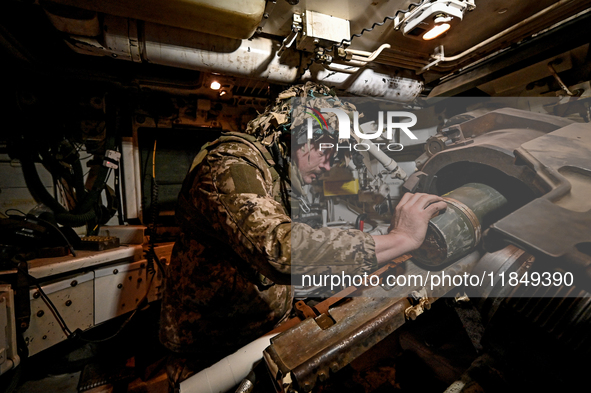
[31,216,77,257]
[297,1,424,78]
[79,261,158,343]
[5,208,26,216]
[298,55,315,81]
[328,1,425,51]
[146,138,159,276]
[114,166,124,225]
[355,213,369,230]
[14,255,157,344]
[78,309,138,343]
[14,264,73,336]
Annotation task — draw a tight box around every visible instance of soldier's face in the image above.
[295,141,334,184]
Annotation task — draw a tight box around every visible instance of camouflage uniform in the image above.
[159,83,378,384]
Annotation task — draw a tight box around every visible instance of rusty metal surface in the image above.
[264,251,482,392]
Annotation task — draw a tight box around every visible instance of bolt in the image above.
[263,13,269,18]
[318,372,327,382]
[113,269,119,274]
[330,362,339,373]
[33,291,40,299]
[37,310,44,317]
[117,284,123,289]
[71,280,78,287]
[303,382,312,392]
[256,27,263,34]
[20,322,28,329]
[42,335,47,340]
[112,53,118,58]
[65,300,72,307]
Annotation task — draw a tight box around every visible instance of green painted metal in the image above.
[413,183,507,268]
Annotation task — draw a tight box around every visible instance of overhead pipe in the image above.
[421,0,588,72]
[58,15,424,101]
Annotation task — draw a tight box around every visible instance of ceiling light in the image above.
[423,23,451,40]
[394,0,475,40]
[210,81,221,90]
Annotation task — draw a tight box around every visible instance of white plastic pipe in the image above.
[179,333,278,393]
[361,138,407,180]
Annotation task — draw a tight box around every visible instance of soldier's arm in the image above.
[191,142,379,283]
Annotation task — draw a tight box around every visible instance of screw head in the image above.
[33,291,40,299]
[71,280,78,287]
[65,300,72,307]
[37,310,44,317]
[117,284,123,289]
[113,269,119,274]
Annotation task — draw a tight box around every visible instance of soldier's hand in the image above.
[389,193,447,251]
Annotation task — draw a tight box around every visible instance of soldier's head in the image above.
[293,130,336,184]
[244,82,356,184]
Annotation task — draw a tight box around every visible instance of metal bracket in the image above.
[419,45,445,74]
[405,288,431,320]
[255,0,278,34]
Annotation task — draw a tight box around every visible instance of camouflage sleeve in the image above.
[190,140,377,284]
[291,223,378,276]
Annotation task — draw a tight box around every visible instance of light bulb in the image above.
[422,23,451,40]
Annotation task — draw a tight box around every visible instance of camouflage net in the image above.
[244,82,359,146]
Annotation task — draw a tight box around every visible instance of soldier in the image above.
[160,82,446,390]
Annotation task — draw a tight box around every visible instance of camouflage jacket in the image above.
[160,133,378,355]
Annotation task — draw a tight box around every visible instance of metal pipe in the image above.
[323,64,361,74]
[413,183,507,268]
[309,67,424,102]
[434,0,577,64]
[61,15,424,101]
[361,138,407,180]
[346,43,391,62]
